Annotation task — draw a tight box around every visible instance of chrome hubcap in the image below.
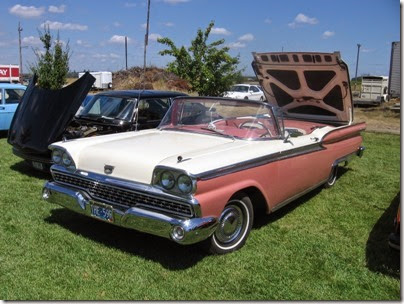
[215,205,244,244]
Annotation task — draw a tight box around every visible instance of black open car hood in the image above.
[252,51,353,125]
[8,73,95,154]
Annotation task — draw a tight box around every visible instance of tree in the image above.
[30,26,70,89]
[158,21,242,96]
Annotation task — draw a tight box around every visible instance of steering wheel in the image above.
[239,120,272,137]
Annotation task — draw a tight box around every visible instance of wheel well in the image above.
[232,186,268,214]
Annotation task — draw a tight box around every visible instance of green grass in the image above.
[0,132,400,300]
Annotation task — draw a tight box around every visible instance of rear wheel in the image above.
[206,193,254,254]
[324,166,338,188]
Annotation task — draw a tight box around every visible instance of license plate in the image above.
[32,161,44,170]
[90,203,114,223]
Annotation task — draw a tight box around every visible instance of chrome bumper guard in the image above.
[357,146,365,158]
[42,181,218,245]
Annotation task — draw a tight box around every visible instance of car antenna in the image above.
[135,0,151,132]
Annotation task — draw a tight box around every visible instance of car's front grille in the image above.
[52,171,193,217]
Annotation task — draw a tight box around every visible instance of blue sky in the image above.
[0,0,400,77]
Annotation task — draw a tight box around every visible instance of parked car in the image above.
[8,73,187,171]
[223,84,265,101]
[42,52,366,254]
[0,83,26,131]
[76,94,94,116]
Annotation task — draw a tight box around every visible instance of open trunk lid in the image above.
[252,51,353,125]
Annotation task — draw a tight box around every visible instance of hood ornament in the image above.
[104,164,114,175]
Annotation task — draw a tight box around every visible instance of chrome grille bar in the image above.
[52,171,193,217]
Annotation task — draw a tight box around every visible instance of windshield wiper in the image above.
[201,124,235,140]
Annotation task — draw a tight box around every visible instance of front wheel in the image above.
[206,193,254,254]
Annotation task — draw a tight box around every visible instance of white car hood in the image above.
[75,130,238,184]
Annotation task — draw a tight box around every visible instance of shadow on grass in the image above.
[254,166,351,229]
[0,130,8,139]
[45,208,207,270]
[10,161,51,180]
[365,192,400,279]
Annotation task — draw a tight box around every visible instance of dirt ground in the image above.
[353,99,400,135]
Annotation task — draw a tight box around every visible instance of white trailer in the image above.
[388,41,400,99]
[79,71,112,90]
[354,75,389,105]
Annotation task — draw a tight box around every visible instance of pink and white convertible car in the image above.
[42,52,366,254]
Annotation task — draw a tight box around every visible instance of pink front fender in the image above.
[195,176,269,218]
[194,162,280,218]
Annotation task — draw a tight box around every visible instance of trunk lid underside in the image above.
[252,51,353,125]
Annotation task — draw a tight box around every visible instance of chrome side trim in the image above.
[43,181,217,245]
[196,143,324,180]
[50,165,201,218]
[270,179,327,213]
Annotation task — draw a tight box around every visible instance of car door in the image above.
[2,88,25,130]
[0,88,5,130]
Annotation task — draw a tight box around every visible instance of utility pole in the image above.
[354,43,361,93]
[125,36,128,70]
[143,0,151,76]
[18,22,23,83]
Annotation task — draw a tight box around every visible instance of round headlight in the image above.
[177,174,193,194]
[62,152,72,166]
[52,150,62,164]
[160,171,175,189]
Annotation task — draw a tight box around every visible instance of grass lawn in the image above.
[0,132,400,300]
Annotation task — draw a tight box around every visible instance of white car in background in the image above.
[223,84,265,101]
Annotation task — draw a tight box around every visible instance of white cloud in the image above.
[361,48,373,53]
[124,2,137,7]
[108,35,131,44]
[113,22,121,27]
[41,20,88,31]
[141,23,147,29]
[76,39,92,48]
[228,42,246,49]
[48,5,66,13]
[211,27,231,36]
[22,36,42,45]
[9,4,45,18]
[322,30,335,39]
[93,53,120,59]
[163,0,189,4]
[163,22,174,27]
[288,13,318,28]
[149,33,162,41]
[238,33,254,42]
[264,18,272,24]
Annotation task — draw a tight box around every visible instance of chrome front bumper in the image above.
[42,181,218,245]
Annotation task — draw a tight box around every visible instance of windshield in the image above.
[80,95,135,120]
[230,85,249,92]
[159,98,280,140]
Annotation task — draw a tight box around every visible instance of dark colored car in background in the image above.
[8,74,187,171]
